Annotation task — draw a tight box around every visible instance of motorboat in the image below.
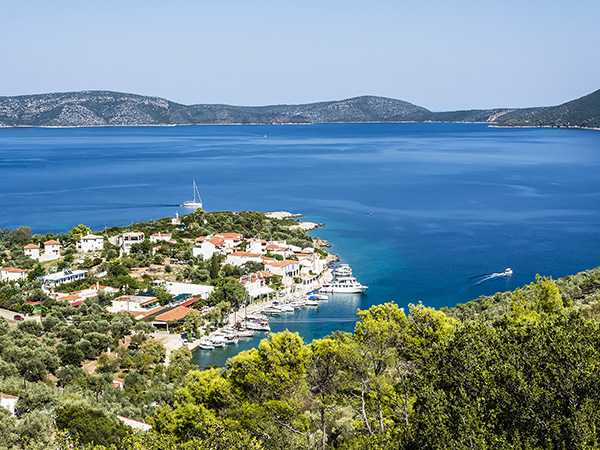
[242,317,271,332]
[182,180,203,209]
[198,341,215,350]
[320,276,368,293]
[503,268,513,276]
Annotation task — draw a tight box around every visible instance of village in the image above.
[0,210,338,362]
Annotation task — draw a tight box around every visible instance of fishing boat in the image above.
[182,180,203,209]
[198,341,215,350]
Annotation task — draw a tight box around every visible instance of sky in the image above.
[1,0,598,111]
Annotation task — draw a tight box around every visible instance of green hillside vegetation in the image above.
[2,261,600,448]
[494,89,600,128]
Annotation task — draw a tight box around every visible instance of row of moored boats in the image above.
[198,263,367,350]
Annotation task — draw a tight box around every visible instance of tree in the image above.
[208,278,246,308]
[0,408,19,450]
[68,224,92,242]
[184,309,203,336]
[55,404,131,448]
[140,338,167,364]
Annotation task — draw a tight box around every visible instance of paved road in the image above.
[0,308,41,323]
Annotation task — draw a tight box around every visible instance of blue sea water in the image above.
[1,123,599,367]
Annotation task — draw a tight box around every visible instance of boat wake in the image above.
[470,268,513,285]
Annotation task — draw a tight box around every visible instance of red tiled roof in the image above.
[1,267,25,273]
[154,306,190,322]
[207,237,225,247]
[180,297,200,307]
[1,394,18,399]
[44,240,60,245]
[70,300,84,307]
[151,232,171,238]
[267,260,298,268]
[216,233,243,240]
[24,244,40,249]
[229,251,260,257]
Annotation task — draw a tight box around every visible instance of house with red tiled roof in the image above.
[24,243,41,259]
[0,267,27,282]
[239,271,275,298]
[226,251,263,267]
[215,233,244,248]
[112,377,125,389]
[0,393,18,416]
[150,232,175,244]
[193,235,227,260]
[44,240,61,259]
[265,260,300,279]
[246,238,268,255]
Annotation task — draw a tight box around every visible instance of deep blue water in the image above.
[1,123,599,367]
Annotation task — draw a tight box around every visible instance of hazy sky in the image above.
[2,0,598,111]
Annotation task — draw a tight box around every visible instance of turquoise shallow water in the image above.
[1,123,599,367]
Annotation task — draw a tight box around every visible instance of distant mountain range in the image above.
[0,89,598,129]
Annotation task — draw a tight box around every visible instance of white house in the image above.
[246,238,267,255]
[0,267,27,282]
[215,233,244,249]
[0,394,18,416]
[121,232,145,254]
[264,260,300,279]
[226,251,263,267]
[149,232,174,244]
[239,271,275,298]
[43,240,61,259]
[266,243,288,258]
[24,244,41,260]
[80,234,104,253]
[39,269,87,289]
[193,235,226,260]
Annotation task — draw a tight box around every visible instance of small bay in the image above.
[1,123,599,367]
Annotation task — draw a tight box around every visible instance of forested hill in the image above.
[492,88,600,129]
[0,91,430,127]
[0,89,598,128]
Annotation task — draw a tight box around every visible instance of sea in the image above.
[1,123,599,367]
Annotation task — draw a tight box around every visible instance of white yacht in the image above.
[320,275,368,293]
[182,180,203,209]
[503,268,513,276]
